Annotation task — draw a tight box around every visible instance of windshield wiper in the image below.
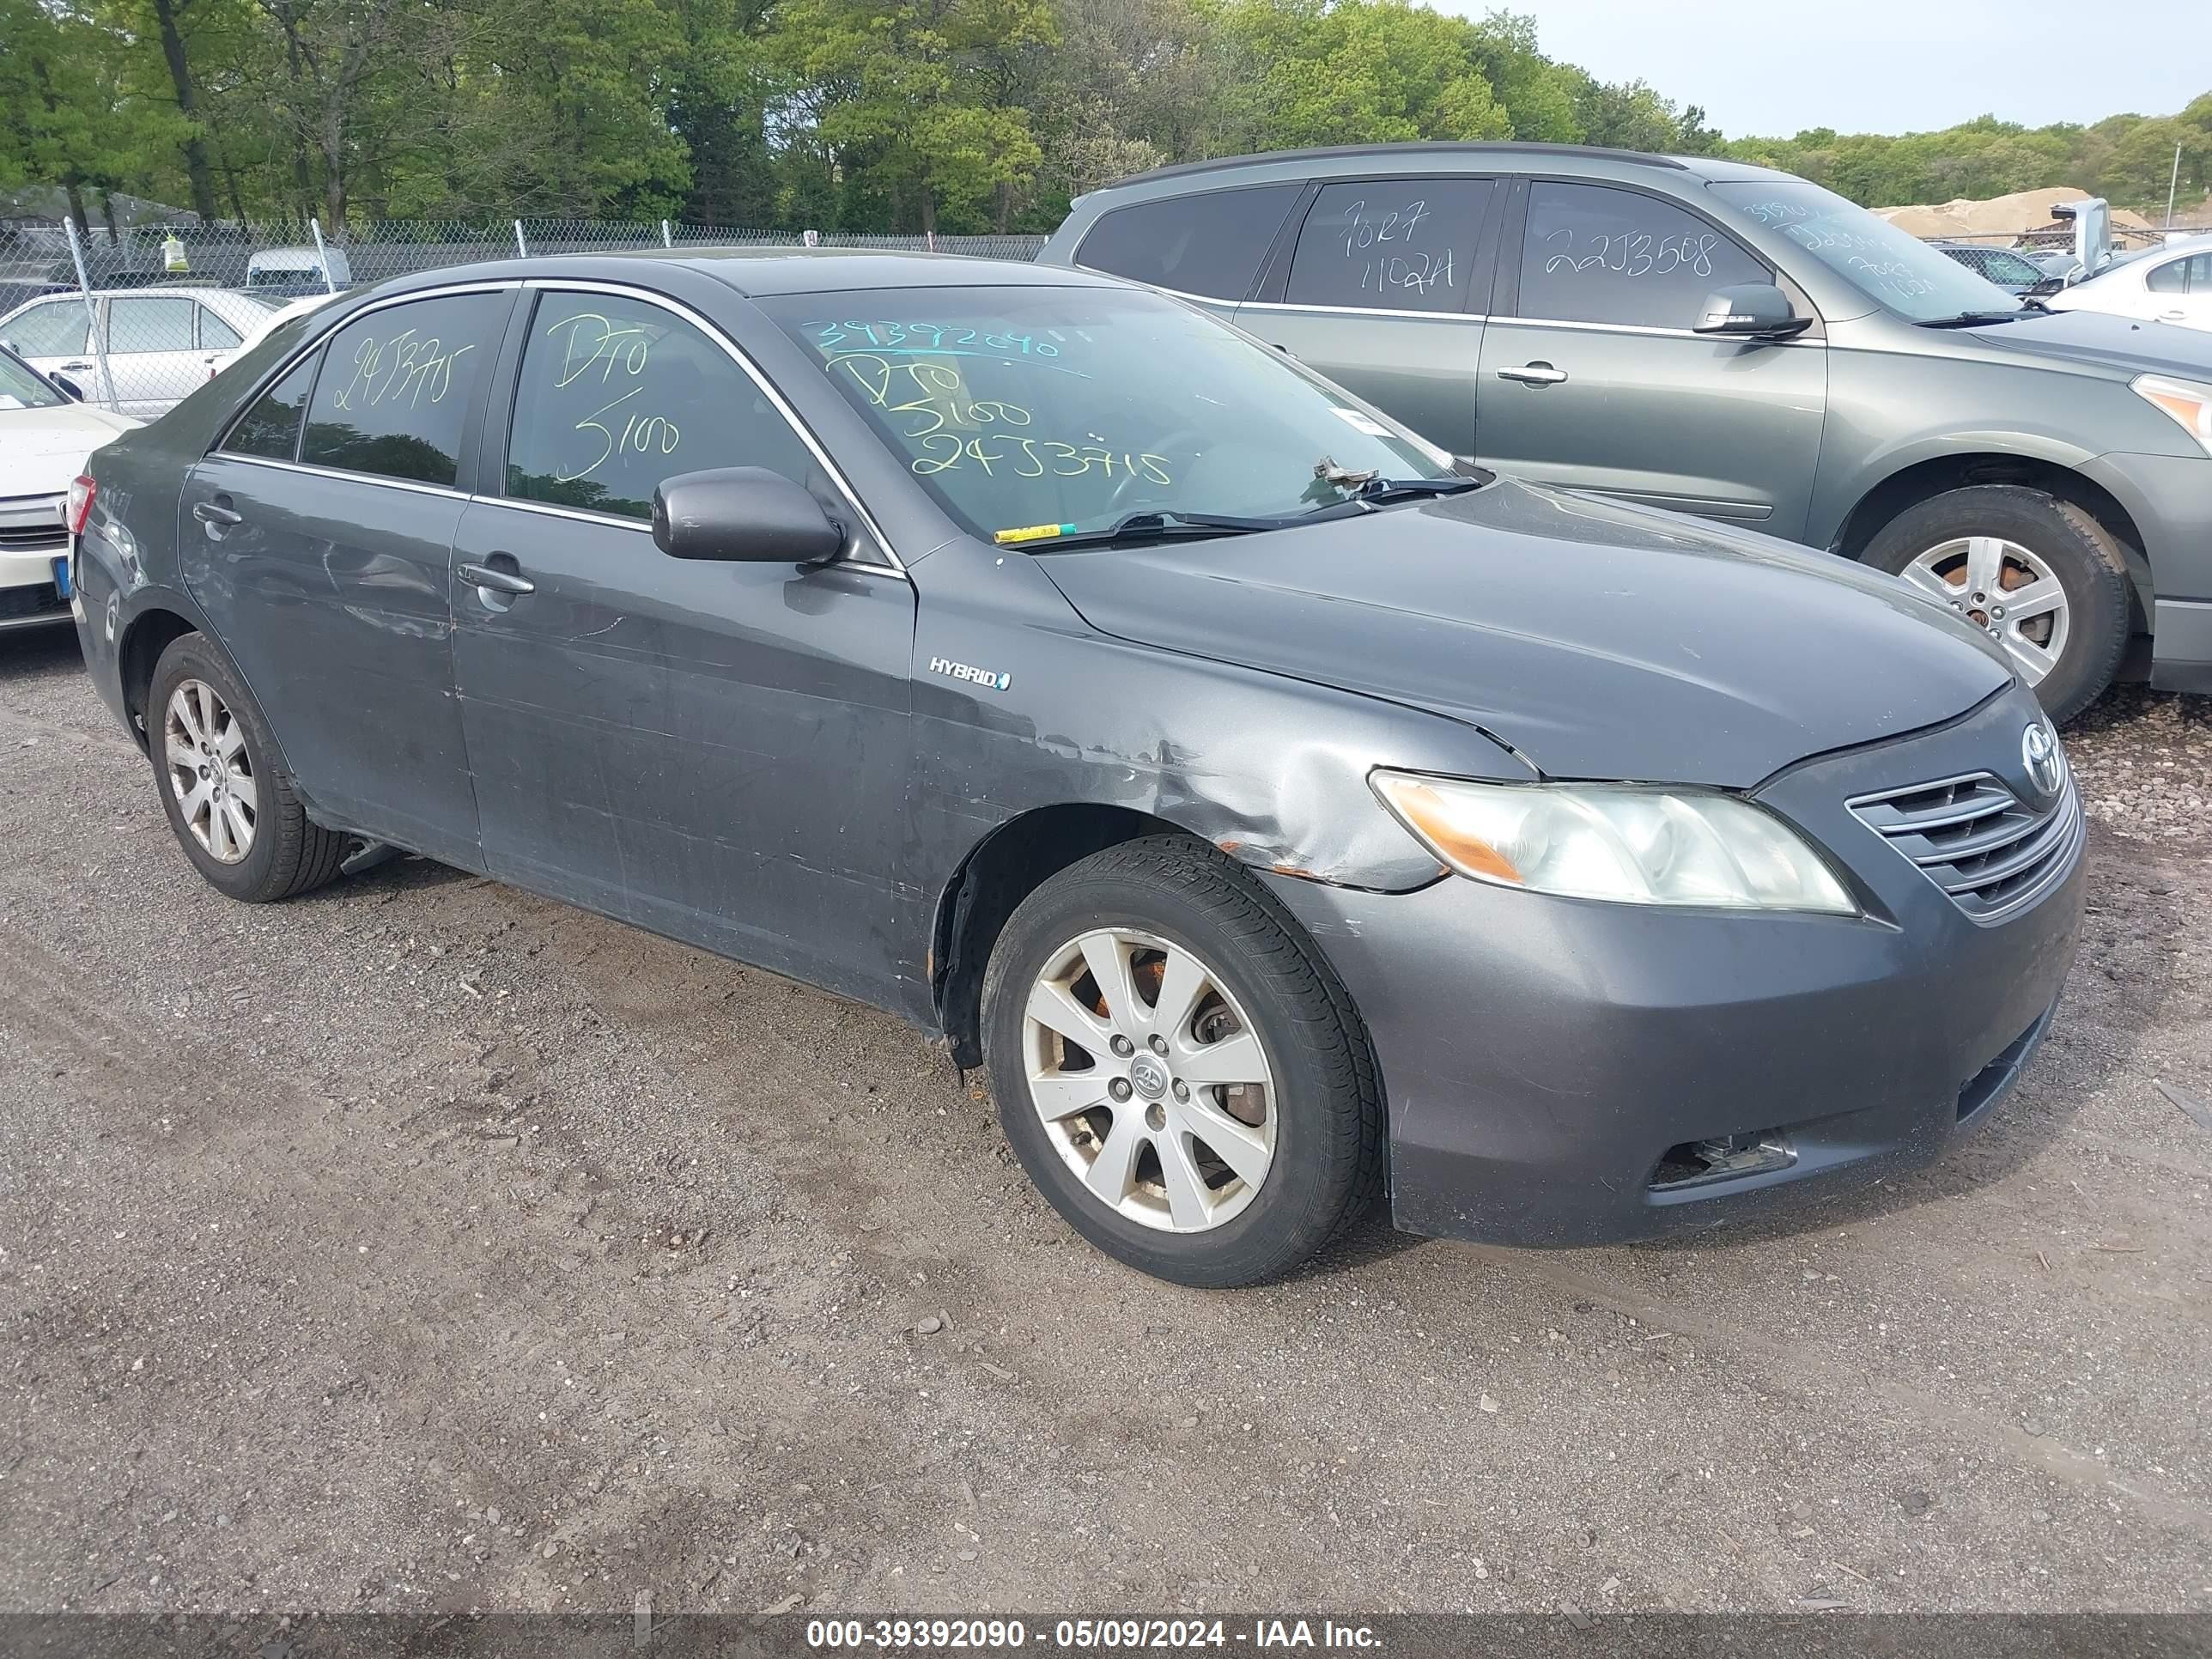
[1917,309,2029,328]
[1007,509,1293,551]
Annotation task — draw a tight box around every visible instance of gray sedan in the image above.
[68,252,2082,1285]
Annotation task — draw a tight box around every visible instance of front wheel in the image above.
[1861,484,2131,722]
[980,838,1384,1287]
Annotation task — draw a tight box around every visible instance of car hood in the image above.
[1036,480,2013,788]
[0,404,138,496]
[1968,306,2212,378]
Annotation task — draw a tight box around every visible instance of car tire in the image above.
[980,836,1384,1287]
[147,633,348,903]
[1861,484,2130,723]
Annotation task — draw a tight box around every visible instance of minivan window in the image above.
[222,355,319,461]
[757,286,1453,544]
[505,290,817,522]
[1518,183,1765,330]
[1712,179,2019,323]
[1285,179,1493,314]
[1075,185,1304,301]
[301,292,502,486]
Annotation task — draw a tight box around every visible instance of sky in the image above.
[1445,1,2210,139]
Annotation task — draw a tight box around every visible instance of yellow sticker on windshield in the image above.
[994,522,1076,544]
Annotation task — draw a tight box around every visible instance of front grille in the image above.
[0,520,66,553]
[1850,771,2080,923]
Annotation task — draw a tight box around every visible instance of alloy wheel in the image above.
[1898,535,2070,685]
[1020,928,1277,1233]
[163,678,258,864]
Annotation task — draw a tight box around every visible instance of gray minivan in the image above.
[1040,143,2212,720]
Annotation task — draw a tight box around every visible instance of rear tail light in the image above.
[66,474,95,537]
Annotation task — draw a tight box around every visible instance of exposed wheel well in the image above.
[1833,453,2151,623]
[932,804,1194,1067]
[118,608,197,749]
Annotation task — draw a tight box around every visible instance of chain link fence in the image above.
[0,217,1048,415]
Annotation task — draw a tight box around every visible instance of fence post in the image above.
[309,216,338,295]
[660,219,673,249]
[59,216,119,411]
[514,220,529,258]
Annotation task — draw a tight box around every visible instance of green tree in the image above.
[775,0,1055,234]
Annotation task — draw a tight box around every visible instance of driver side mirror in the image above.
[1694,283,1812,339]
[651,466,844,564]
[49,372,85,402]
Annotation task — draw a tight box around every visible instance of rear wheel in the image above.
[981,837,1384,1287]
[148,633,348,902]
[1861,484,2130,722]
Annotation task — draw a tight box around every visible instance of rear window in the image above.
[222,356,319,461]
[1075,185,1303,301]
[301,291,502,486]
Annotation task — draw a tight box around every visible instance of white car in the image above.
[2046,234,2212,333]
[231,289,346,358]
[0,346,137,630]
[0,285,279,418]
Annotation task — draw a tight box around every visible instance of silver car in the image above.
[0,286,278,417]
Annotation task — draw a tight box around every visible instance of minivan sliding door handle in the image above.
[1497,362,1569,386]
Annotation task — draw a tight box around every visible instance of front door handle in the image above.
[1497,362,1569,386]
[2159,309,2187,322]
[458,560,535,597]
[58,360,94,373]
[192,501,242,527]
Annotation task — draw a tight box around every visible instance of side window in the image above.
[1075,185,1304,301]
[1519,183,1767,330]
[200,306,244,349]
[3,300,91,358]
[108,295,198,355]
[222,355,319,461]
[2146,258,2185,294]
[301,292,502,486]
[1285,178,1493,313]
[505,290,818,522]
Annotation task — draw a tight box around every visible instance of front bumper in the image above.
[0,495,72,631]
[2080,449,2212,695]
[1266,686,2087,1247]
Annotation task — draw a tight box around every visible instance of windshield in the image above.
[757,285,1454,544]
[0,349,64,410]
[1711,180,2023,322]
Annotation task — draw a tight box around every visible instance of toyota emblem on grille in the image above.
[2021,722,2063,799]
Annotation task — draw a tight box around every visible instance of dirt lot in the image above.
[1,625,2208,1620]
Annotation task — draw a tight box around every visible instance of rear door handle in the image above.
[1497,362,1569,386]
[192,501,242,527]
[2158,309,2187,322]
[458,561,535,597]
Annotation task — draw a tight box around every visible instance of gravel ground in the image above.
[1,624,2208,1620]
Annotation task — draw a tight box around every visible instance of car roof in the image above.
[369,247,1127,301]
[1098,142,1792,191]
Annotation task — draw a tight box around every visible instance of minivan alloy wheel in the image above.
[1898,535,2070,685]
[163,678,257,864]
[1022,927,1277,1233]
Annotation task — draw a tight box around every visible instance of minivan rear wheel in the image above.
[980,837,1384,1287]
[1862,485,2130,722]
[147,633,349,903]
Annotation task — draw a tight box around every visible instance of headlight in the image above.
[2133,374,2212,456]
[1370,771,1856,915]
